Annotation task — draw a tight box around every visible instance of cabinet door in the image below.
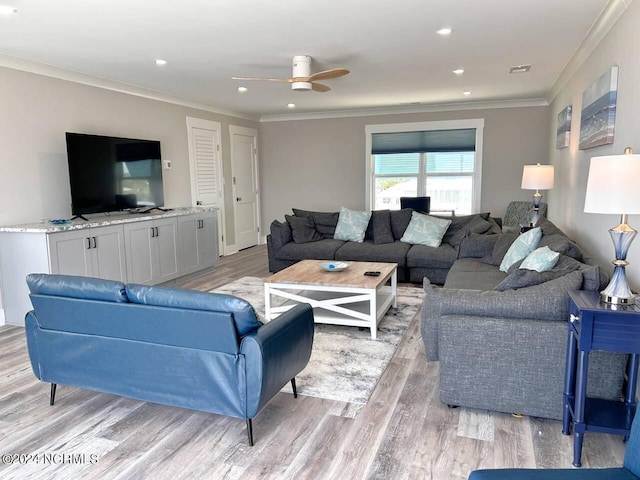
[91,225,127,282]
[178,215,200,276]
[48,230,92,276]
[198,214,219,269]
[124,221,154,284]
[153,217,179,283]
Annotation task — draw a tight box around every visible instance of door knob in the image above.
[237,197,242,202]
[196,200,202,206]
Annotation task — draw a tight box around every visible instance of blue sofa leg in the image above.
[50,383,57,406]
[291,378,298,398]
[246,418,254,446]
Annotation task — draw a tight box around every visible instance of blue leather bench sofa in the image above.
[468,406,640,478]
[24,273,314,446]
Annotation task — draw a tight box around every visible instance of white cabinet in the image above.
[178,212,219,276]
[48,225,127,281]
[124,217,179,284]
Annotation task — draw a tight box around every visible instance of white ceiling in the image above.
[0,0,614,119]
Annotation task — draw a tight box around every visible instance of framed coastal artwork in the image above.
[556,105,572,149]
[579,66,618,150]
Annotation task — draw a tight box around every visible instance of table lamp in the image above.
[521,163,554,226]
[584,148,640,305]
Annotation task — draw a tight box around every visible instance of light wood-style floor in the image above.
[0,244,627,479]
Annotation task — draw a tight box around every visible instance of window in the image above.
[365,120,483,215]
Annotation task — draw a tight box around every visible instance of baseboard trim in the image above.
[0,308,5,326]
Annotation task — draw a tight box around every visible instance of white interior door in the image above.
[187,117,225,255]
[230,125,260,251]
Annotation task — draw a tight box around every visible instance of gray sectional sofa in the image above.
[421,217,627,420]
[267,208,500,283]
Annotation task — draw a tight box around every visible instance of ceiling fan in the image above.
[232,55,350,92]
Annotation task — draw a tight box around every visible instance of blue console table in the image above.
[563,290,640,467]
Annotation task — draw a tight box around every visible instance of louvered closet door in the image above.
[187,117,224,254]
[192,127,222,207]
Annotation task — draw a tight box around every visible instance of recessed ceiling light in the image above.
[509,64,531,74]
[0,5,17,15]
[155,59,167,66]
[453,69,464,75]
[237,86,248,93]
[463,91,472,96]
[437,27,452,36]
[287,103,296,109]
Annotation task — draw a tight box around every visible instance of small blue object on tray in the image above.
[319,261,350,272]
[49,219,71,225]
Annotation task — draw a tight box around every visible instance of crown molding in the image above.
[548,0,633,103]
[259,98,549,122]
[0,54,259,121]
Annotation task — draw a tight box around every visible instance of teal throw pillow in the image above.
[499,226,542,272]
[520,246,560,272]
[400,211,452,247]
[333,207,372,242]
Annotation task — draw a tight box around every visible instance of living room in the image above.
[1,0,640,478]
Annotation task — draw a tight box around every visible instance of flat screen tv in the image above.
[65,132,164,216]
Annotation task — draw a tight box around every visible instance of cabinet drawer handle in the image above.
[150,227,155,238]
[86,237,91,249]
[155,227,159,237]
[91,236,97,249]
[570,314,579,323]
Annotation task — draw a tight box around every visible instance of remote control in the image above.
[364,271,381,276]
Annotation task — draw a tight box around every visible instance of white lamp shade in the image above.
[521,164,554,190]
[584,154,640,214]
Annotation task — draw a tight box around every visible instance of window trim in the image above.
[365,119,484,212]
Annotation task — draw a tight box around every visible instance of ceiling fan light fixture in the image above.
[463,91,472,96]
[437,27,452,36]
[287,103,296,109]
[453,68,464,75]
[292,81,312,91]
[155,59,167,66]
[237,86,248,93]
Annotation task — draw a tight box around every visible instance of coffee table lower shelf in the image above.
[264,284,396,340]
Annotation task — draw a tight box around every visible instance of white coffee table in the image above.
[263,260,397,339]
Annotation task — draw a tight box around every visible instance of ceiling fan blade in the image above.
[307,68,350,82]
[231,76,291,83]
[312,83,331,92]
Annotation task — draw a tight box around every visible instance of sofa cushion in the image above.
[499,227,542,272]
[276,238,345,261]
[269,220,292,250]
[364,210,395,245]
[390,208,414,240]
[126,284,262,337]
[444,258,508,290]
[285,214,322,244]
[446,215,493,247]
[334,207,372,243]
[489,233,519,265]
[401,212,452,247]
[539,233,584,260]
[458,233,500,259]
[495,255,580,291]
[335,240,410,266]
[27,273,128,303]
[406,243,458,269]
[441,213,491,245]
[292,208,339,239]
[520,246,560,272]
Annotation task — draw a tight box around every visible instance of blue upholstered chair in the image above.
[468,412,640,479]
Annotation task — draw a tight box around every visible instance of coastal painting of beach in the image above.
[579,66,618,150]
[556,105,572,149]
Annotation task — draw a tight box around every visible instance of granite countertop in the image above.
[0,207,218,233]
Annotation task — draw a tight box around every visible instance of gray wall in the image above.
[548,0,640,290]
[260,106,550,226]
[0,66,258,241]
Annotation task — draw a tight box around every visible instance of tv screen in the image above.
[65,132,164,215]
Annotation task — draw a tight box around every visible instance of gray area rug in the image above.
[213,276,423,405]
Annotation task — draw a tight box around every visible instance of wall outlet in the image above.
[163,160,172,170]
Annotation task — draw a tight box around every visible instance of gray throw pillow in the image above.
[285,214,322,244]
[390,208,414,240]
[270,220,292,249]
[447,215,493,247]
[490,233,519,266]
[539,233,584,261]
[292,208,339,238]
[495,255,581,291]
[458,233,499,259]
[365,210,394,244]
